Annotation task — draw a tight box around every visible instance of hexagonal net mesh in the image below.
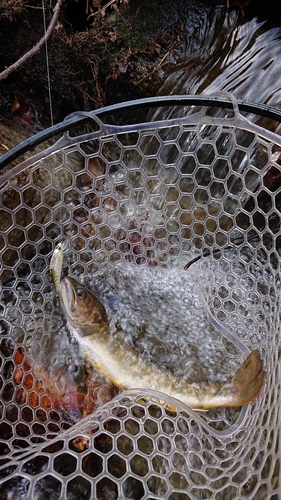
[0,95,280,499]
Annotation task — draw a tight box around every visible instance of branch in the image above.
[0,0,64,81]
[87,0,116,21]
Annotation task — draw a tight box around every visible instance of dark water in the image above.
[158,4,281,108]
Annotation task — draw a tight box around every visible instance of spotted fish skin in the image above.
[59,276,266,410]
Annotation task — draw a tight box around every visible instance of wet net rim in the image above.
[0,93,280,499]
[1,93,281,171]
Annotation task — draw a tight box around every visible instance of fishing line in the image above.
[42,0,55,131]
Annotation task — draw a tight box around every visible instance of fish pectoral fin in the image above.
[229,349,266,406]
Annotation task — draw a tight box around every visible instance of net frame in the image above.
[0,93,280,499]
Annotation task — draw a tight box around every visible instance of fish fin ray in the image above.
[230,349,266,406]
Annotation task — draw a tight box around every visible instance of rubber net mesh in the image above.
[0,102,280,499]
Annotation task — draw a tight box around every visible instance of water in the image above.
[84,263,240,383]
[158,5,281,108]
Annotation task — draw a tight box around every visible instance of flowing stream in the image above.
[157,3,281,107]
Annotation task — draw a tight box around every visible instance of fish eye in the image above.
[77,288,86,300]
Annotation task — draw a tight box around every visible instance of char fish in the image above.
[59,275,266,410]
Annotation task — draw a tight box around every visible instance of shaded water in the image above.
[158,4,281,107]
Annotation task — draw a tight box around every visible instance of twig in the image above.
[134,47,174,86]
[0,143,9,152]
[87,0,116,21]
[0,0,64,81]
[184,234,259,271]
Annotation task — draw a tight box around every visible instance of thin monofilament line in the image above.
[42,0,54,130]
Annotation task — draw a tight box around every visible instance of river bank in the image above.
[0,0,281,135]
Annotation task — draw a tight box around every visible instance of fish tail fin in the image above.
[230,349,266,406]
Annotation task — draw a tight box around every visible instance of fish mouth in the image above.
[59,277,76,315]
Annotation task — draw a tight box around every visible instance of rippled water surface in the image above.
[158,4,281,107]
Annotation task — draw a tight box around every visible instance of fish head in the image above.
[59,276,109,337]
